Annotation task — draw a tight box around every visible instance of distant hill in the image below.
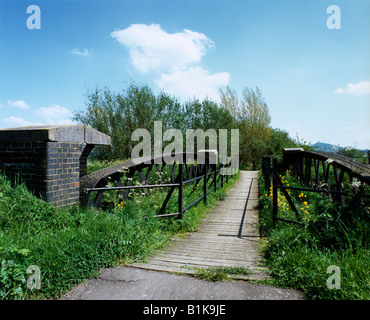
[312,142,343,153]
[312,142,369,154]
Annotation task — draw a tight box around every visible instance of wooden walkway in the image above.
[128,171,269,280]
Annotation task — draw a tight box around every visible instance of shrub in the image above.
[258,169,369,300]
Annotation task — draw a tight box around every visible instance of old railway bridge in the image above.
[0,125,369,280]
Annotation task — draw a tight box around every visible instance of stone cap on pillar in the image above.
[0,124,111,145]
[283,148,304,152]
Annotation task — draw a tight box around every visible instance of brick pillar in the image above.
[0,125,110,208]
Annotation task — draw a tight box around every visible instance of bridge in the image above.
[1,125,369,283]
[77,150,268,280]
[127,170,269,281]
[79,148,369,280]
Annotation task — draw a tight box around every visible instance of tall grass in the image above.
[257,170,369,300]
[0,167,239,300]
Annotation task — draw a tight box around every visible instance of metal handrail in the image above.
[85,155,236,219]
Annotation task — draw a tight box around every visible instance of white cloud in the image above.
[7,100,30,109]
[36,105,74,125]
[155,67,230,101]
[111,24,214,73]
[71,48,92,57]
[335,81,370,94]
[111,23,230,100]
[3,116,42,127]
[2,105,74,128]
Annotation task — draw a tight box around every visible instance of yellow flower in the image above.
[303,201,308,206]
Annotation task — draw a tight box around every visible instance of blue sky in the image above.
[0,0,369,149]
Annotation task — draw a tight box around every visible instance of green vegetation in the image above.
[74,82,305,168]
[338,147,368,162]
[191,266,252,282]
[258,169,369,300]
[73,83,234,161]
[0,167,239,300]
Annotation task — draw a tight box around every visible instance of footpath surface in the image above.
[62,171,304,300]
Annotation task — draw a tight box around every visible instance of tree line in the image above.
[73,82,303,168]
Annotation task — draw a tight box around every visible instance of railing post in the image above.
[272,158,278,228]
[203,153,208,205]
[262,157,271,192]
[221,163,224,188]
[178,163,183,219]
[214,163,217,192]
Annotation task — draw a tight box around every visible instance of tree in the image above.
[220,86,271,169]
[218,86,239,125]
[73,83,184,160]
[268,128,297,161]
[338,147,365,159]
[73,82,234,161]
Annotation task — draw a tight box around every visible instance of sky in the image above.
[0,0,369,149]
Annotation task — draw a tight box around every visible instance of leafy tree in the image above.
[268,128,297,161]
[73,82,234,161]
[218,86,239,126]
[220,86,272,169]
[74,83,183,160]
[338,147,365,159]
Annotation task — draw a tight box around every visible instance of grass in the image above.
[86,159,125,174]
[191,266,253,282]
[257,169,370,300]
[0,164,239,300]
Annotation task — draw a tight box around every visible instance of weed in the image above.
[192,266,253,282]
[258,169,370,300]
[0,166,239,300]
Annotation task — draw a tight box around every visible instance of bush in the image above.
[0,168,239,300]
[258,170,370,300]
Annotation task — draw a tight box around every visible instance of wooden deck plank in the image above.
[128,171,270,280]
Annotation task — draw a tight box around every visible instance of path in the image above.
[128,170,268,280]
[62,171,304,300]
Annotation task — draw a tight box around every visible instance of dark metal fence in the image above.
[262,149,370,227]
[83,151,237,219]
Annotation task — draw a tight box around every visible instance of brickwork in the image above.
[0,125,110,208]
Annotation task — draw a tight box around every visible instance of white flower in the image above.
[351,178,361,188]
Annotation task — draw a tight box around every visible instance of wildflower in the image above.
[303,201,308,206]
[351,178,361,188]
